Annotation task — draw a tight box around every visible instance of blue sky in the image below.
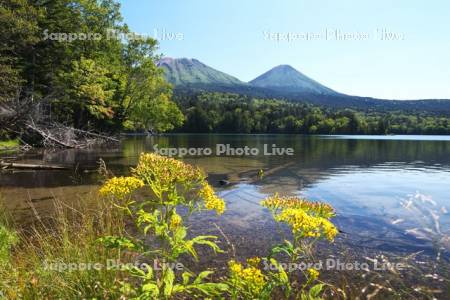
[119,0,450,100]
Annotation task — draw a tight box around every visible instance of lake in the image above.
[1,134,449,290]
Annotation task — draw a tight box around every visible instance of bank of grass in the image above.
[0,139,19,149]
[0,195,134,299]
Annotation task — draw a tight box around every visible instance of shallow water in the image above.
[1,135,450,286]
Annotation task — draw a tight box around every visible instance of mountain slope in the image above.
[157,57,244,86]
[249,65,338,95]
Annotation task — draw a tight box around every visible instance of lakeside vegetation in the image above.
[0,139,19,149]
[0,153,338,299]
[1,154,446,299]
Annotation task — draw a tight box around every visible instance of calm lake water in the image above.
[1,135,450,273]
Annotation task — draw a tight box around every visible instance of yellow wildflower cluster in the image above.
[307,268,319,280]
[321,217,339,241]
[229,260,266,295]
[169,212,182,230]
[246,257,261,267]
[132,153,205,189]
[261,195,338,241]
[131,153,226,214]
[261,194,335,218]
[229,260,243,274]
[198,182,226,215]
[99,176,144,199]
[276,208,337,241]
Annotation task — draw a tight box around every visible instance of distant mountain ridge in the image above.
[158,57,336,96]
[158,57,450,113]
[249,64,338,96]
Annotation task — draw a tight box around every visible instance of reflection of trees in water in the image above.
[123,135,450,175]
[40,147,122,166]
[289,137,450,168]
[2,135,450,192]
[120,136,450,176]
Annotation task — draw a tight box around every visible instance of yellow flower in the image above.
[307,268,319,280]
[246,257,261,267]
[320,218,338,241]
[132,153,205,190]
[261,194,335,218]
[261,194,338,241]
[169,212,182,230]
[240,267,265,294]
[130,154,227,214]
[99,176,144,199]
[198,183,226,215]
[229,260,243,274]
[276,208,321,237]
[229,260,266,295]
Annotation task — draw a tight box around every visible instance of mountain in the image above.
[157,57,244,86]
[249,65,338,96]
[159,57,450,113]
[158,58,338,96]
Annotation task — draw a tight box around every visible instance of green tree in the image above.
[0,0,184,136]
[57,58,116,127]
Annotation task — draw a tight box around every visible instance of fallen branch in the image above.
[67,126,120,143]
[27,121,76,148]
[25,119,120,149]
[0,146,19,152]
[0,161,69,170]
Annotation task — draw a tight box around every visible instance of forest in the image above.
[1,0,450,144]
[174,92,450,135]
[0,0,183,142]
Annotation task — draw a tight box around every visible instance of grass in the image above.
[0,139,19,149]
[0,139,18,147]
[0,193,135,299]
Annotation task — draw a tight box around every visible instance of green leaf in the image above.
[270,240,294,258]
[184,240,198,260]
[143,224,153,235]
[97,236,141,251]
[174,226,187,240]
[142,263,154,280]
[193,270,213,284]
[182,271,193,285]
[142,283,159,297]
[269,258,289,284]
[309,283,324,298]
[163,267,175,297]
[191,236,222,253]
[171,284,185,294]
[191,283,228,297]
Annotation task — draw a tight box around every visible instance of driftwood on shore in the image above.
[0,161,69,170]
[2,94,119,149]
[26,120,120,149]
